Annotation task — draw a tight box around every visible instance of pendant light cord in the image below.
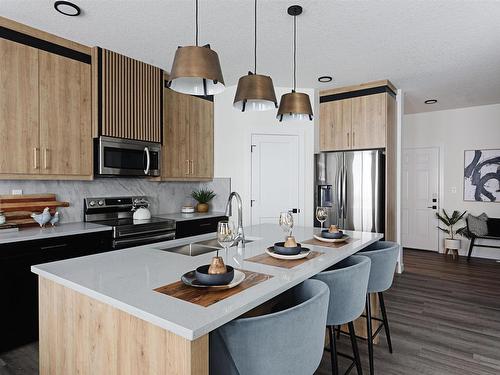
[254,0,257,74]
[293,13,297,92]
[195,0,199,46]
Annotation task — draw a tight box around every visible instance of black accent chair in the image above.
[467,217,500,261]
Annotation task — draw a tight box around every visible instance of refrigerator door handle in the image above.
[337,167,343,220]
[342,164,347,219]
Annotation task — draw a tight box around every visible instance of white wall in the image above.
[404,103,500,259]
[214,85,315,227]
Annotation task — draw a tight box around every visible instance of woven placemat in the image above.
[245,250,323,269]
[154,270,272,308]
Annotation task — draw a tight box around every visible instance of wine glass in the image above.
[217,221,235,262]
[316,207,328,229]
[279,211,294,238]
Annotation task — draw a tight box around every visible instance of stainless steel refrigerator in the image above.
[314,150,385,234]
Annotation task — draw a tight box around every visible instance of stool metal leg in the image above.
[328,325,339,375]
[348,321,363,375]
[378,292,393,353]
[366,295,374,375]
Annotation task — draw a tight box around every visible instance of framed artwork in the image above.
[464,149,500,202]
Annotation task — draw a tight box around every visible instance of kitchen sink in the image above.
[155,238,255,256]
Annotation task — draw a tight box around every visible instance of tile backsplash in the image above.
[0,178,231,223]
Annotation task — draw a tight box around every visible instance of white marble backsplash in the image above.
[0,178,231,223]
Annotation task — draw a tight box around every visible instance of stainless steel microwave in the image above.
[95,136,161,177]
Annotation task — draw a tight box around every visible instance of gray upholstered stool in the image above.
[209,279,330,375]
[358,241,399,375]
[313,255,371,375]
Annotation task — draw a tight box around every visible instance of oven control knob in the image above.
[98,200,104,206]
[89,200,96,207]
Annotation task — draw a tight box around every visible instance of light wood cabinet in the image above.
[319,80,396,152]
[351,93,386,149]
[0,39,40,175]
[0,17,93,180]
[93,48,162,143]
[319,98,352,151]
[162,87,214,181]
[39,51,92,176]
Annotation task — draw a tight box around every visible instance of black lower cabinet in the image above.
[175,216,228,239]
[0,230,112,353]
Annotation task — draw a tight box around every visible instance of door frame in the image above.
[250,131,307,227]
[401,145,443,252]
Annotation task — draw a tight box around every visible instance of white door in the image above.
[251,134,303,226]
[401,147,439,251]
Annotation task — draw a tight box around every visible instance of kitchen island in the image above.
[31,224,382,375]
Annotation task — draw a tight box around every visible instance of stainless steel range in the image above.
[84,196,175,249]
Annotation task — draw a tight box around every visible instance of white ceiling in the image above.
[1,0,500,113]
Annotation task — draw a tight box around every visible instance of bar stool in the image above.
[313,255,372,375]
[209,279,330,375]
[358,241,399,375]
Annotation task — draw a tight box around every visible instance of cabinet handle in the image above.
[33,148,39,169]
[40,243,68,250]
[347,133,350,147]
[185,160,190,175]
[352,132,355,147]
[43,148,49,169]
[189,160,194,175]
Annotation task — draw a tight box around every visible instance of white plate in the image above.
[313,234,350,243]
[181,269,246,290]
[265,247,311,260]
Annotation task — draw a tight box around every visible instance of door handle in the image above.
[427,206,437,209]
[33,147,39,169]
[43,148,49,170]
[143,147,150,175]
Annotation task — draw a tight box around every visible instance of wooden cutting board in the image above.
[0,194,69,228]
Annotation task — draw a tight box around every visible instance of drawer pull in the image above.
[199,223,212,227]
[40,243,68,250]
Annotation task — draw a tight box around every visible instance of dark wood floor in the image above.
[315,249,500,375]
[1,249,499,375]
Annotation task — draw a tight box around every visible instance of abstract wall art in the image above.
[464,149,500,202]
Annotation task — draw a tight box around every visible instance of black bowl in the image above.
[274,242,302,255]
[321,229,344,239]
[195,265,235,286]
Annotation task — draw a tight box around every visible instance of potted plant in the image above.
[436,209,468,252]
[191,189,216,213]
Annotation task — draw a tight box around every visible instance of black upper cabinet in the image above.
[0,230,112,353]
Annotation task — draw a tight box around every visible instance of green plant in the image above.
[191,188,216,204]
[436,209,467,239]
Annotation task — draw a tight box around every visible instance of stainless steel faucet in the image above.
[225,192,245,249]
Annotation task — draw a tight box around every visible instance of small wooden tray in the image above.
[302,237,357,248]
[154,270,272,308]
[246,250,323,269]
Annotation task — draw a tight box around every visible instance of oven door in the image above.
[97,136,161,177]
[112,231,175,249]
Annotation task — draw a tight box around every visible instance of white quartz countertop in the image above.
[156,211,226,222]
[0,222,111,244]
[31,224,382,340]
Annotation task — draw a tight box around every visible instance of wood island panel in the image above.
[39,278,208,375]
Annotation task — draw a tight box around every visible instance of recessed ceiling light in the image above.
[318,76,333,83]
[424,99,438,104]
[54,1,81,16]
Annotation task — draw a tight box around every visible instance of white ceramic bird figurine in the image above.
[50,211,60,227]
[31,207,51,228]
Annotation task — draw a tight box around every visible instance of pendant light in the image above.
[233,0,277,112]
[277,5,313,121]
[166,0,225,96]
